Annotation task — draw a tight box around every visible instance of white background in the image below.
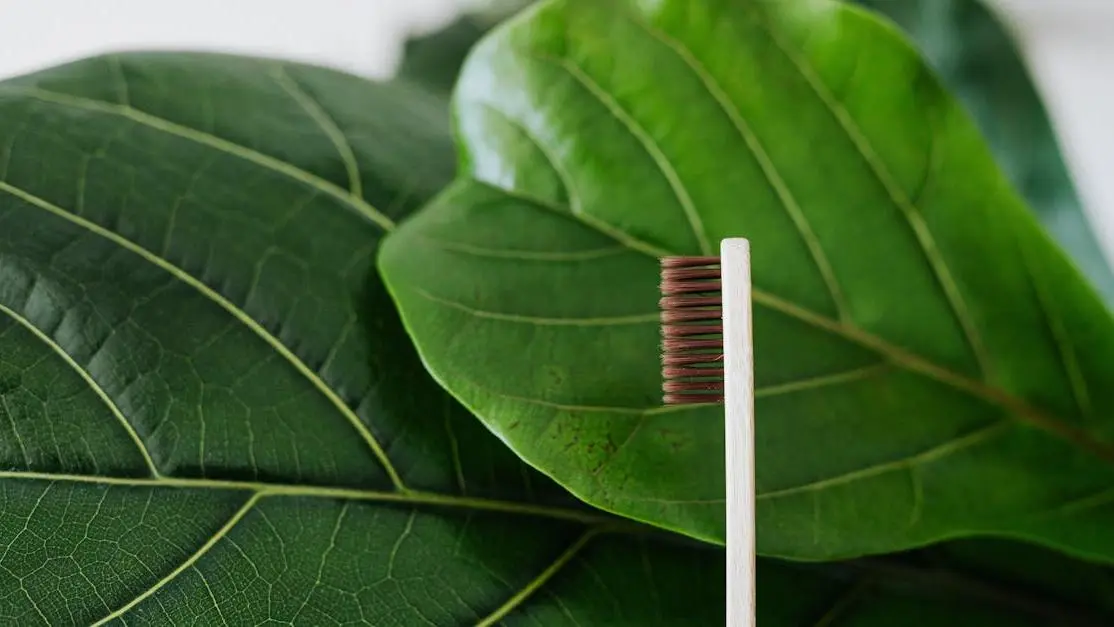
[0,0,1111,264]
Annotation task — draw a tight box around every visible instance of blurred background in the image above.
[1,0,1112,291]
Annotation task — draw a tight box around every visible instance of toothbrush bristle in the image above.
[660,256,725,405]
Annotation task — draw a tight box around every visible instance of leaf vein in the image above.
[461,364,923,414]
[90,493,261,626]
[0,180,407,491]
[419,235,628,262]
[462,175,1114,465]
[0,301,160,476]
[412,286,659,326]
[470,105,672,258]
[529,55,713,256]
[107,55,131,107]
[0,86,392,230]
[757,420,1011,501]
[1015,224,1092,421]
[270,65,364,199]
[755,364,889,399]
[628,16,851,321]
[0,470,623,528]
[0,393,31,468]
[751,11,991,377]
[475,528,599,626]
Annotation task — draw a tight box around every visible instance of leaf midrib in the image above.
[57,471,617,626]
[454,169,1114,469]
[0,468,617,527]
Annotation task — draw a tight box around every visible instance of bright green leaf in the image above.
[379,0,1114,560]
[856,0,1114,303]
[412,0,1114,301]
[0,52,729,625]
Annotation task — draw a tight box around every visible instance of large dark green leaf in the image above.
[760,538,1114,626]
[398,17,500,95]
[380,0,1114,560]
[0,52,729,625]
[856,0,1114,303]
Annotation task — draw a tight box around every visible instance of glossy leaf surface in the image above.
[380,0,1114,559]
[857,0,1114,302]
[760,538,1114,627]
[0,52,727,625]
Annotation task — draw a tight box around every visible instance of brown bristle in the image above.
[661,309,722,322]
[660,257,725,406]
[662,353,724,366]
[663,367,725,378]
[662,338,723,350]
[662,324,722,337]
[661,256,720,267]
[660,280,723,294]
[660,267,721,280]
[659,295,721,309]
[664,393,726,404]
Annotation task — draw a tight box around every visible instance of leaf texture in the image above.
[760,538,1114,627]
[379,0,1114,560]
[856,0,1114,302]
[0,52,727,625]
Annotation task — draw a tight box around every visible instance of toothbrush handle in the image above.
[721,238,755,627]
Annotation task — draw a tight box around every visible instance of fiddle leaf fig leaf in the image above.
[0,52,729,625]
[760,538,1114,627]
[856,0,1114,302]
[379,0,1114,560]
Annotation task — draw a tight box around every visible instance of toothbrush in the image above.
[660,239,755,627]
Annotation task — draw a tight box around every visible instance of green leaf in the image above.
[397,17,500,95]
[760,539,1114,626]
[379,0,1114,560]
[396,2,536,96]
[0,52,728,625]
[855,0,1114,303]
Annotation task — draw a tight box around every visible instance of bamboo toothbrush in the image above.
[660,239,755,627]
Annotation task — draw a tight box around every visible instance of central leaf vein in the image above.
[459,124,1114,468]
[456,12,1114,471]
[0,469,622,528]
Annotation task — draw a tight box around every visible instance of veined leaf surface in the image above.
[0,53,726,625]
[380,0,1114,559]
[760,538,1114,626]
[856,0,1114,302]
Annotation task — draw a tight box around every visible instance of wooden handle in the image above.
[721,238,755,627]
